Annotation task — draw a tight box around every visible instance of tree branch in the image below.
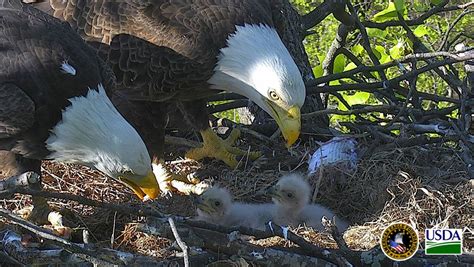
[168,217,189,267]
[302,0,353,31]
[0,188,164,218]
[361,0,457,29]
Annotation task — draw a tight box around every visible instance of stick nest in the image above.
[1,135,472,260]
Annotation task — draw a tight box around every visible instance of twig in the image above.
[182,219,344,262]
[302,104,457,119]
[397,11,467,94]
[0,230,86,265]
[307,49,473,88]
[307,57,466,100]
[0,208,117,266]
[0,188,164,218]
[322,25,350,77]
[346,1,393,100]
[438,10,474,51]
[321,217,350,252]
[141,218,342,265]
[168,217,189,267]
[302,0,352,31]
[361,0,455,29]
[385,62,417,127]
[208,99,249,114]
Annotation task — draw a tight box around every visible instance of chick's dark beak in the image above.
[266,185,278,197]
[194,197,203,206]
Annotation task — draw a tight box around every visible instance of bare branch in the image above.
[438,10,474,51]
[302,0,353,31]
[397,11,467,94]
[168,217,189,267]
[0,208,119,266]
[346,1,393,99]
[0,188,164,218]
[361,0,464,30]
[208,99,249,113]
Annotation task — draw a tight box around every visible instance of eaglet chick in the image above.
[195,186,274,230]
[267,173,349,231]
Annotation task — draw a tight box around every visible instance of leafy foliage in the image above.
[292,0,472,130]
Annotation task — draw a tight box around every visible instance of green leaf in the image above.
[389,41,404,59]
[352,44,364,56]
[342,92,371,106]
[329,80,341,86]
[413,25,429,37]
[430,0,444,6]
[373,2,407,22]
[374,45,390,63]
[333,54,346,74]
[312,54,325,78]
[313,65,323,78]
[394,0,405,13]
[344,62,357,71]
[337,100,348,111]
[367,28,388,39]
[373,2,398,22]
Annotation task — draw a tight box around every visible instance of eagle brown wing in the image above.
[0,84,35,139]
[33,0,274,90]
[106,34,214,101]
[0,0,116,158]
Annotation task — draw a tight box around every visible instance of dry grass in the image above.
[0,135,472,261]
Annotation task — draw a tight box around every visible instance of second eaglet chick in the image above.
[267,173,349,231]
[195,186,273,230]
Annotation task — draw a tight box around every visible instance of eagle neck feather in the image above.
[45,84,150,177]
[209,23,300,99]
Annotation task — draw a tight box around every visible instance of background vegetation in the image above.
[292,0,472,129]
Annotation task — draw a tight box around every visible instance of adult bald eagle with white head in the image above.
[30,0,306,168]
[0,0,160,221]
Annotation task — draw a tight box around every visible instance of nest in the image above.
[1,135,472,261]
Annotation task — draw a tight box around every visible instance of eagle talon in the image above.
[20,197,51,225]
[153,161,206,195]
[185,128,261,168]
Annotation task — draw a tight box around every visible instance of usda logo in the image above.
[425,229,463,255]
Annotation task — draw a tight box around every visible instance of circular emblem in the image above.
[380,222,419,261]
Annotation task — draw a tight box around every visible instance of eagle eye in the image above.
[287,193,293,198]
[214,201,221,207]
[269,90,279,100]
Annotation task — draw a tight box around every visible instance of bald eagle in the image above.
[29,0,306,168]
[0,1,160,221]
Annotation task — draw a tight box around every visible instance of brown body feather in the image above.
[29,0,279,158]
[0,0,114,172]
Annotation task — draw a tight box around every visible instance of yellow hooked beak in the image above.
[118,170,160,201]
[267,102,301,147]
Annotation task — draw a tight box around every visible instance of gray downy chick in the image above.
[267,173,349,231]
[195,186,274,230]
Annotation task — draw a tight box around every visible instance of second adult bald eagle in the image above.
[31,0,306,168]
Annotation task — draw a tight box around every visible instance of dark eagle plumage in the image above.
[38,0,274,99]
[1,1,161,205]
[30,0,306,167]
[0,0,114,160]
